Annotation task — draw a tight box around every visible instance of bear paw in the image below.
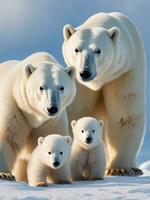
[0,173,15,181]
[106,168,134,176]
[106,168,143,176]
[131,168,143,176]
[35,182,48,187]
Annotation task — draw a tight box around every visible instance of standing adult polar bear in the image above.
[62,12,146,176]
[0,52,76,181]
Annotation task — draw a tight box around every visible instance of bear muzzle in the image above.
[53,161,60,168]
[80,70,92,80]
[85,137,93,144]
[47,104,58,116]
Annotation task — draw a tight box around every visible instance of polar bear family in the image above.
[0,12,146,184]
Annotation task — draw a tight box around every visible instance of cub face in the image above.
[63,25,120,90]
[71,117,104,150]
[38,134,72,169]
[24,62,76,118]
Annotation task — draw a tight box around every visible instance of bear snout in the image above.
[47,104,58,115]
[80,70,92,80]
[53,161,60,167]
[85,137,93,144]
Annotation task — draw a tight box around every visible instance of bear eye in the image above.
[75,48,80,53]
[59,85,64,92]
[92,130,95,133]
[95,49,101,54]
[39,86,44,91]
[48,151,51,155]
[60,151,63,155]
[81,130,84,133]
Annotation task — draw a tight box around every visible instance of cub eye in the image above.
[39,86,44,91]
[92,130,95,133]
[48,151,51,155]
[60,151,63,155]
[81,130,84,133]
[95,49,101,54]
[75,48,80,53]
[59,85,64,92]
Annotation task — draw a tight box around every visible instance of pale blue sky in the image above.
[0,0,149,163]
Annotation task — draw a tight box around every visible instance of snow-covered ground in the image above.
[0,131,150,200]
[0,167,150,200]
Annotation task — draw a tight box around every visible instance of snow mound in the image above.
[140,160,150,171]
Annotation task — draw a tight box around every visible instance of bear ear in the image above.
[63,24,76,41]
[71,120,77,128]
[64,136,72,144]
[99,120,104,127]
[65,66,75,78]
[108,27,120,43]
[24,64,36,78]
[38,137,44,145]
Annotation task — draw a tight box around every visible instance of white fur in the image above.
[70,117,106,180]
[63,12,146,173]
[0,52,76,179]
[27,134,72,187]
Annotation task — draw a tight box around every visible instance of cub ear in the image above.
[64,136,72,144]
[108,27,120,43]
[38,137,44,145]
[71,120,77,128]
[65,66,75,78]
[24,64,36,78]
[99,120,104,128]
[63,24,76,41]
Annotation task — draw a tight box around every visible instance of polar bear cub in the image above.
[27,134,72,187]
[71,117,106,181]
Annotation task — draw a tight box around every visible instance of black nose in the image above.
[47,105,58,115]
[80,70,92,80]
[85,137,92,144]
[53,161,60,167]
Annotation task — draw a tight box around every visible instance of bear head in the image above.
[37,134,72,169]
[23,61,76,119]
[71,117,104,150]
[63,25,121,90]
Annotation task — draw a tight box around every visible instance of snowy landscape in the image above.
[0,0,150,200]
[0,165,150,200]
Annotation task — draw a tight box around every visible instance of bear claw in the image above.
[106,168,143,176]
[0,173,15,181]
[35,182,48,187]
[131,168,143,176]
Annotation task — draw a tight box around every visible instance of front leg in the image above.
[0,105,31,181]
[49,163,71,184]
[27,161,48,187]
[70,159,84,181]
[0,138,16,181]
[102,71,145,176]
[89,145,106,180]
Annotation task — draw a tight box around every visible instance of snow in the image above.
[0,168,150,200]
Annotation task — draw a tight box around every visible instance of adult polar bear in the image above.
[0,52,76,181]
[62,12,146,176]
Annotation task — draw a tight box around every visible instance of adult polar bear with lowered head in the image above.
[0,52,76,181]
[62,12,146,176]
